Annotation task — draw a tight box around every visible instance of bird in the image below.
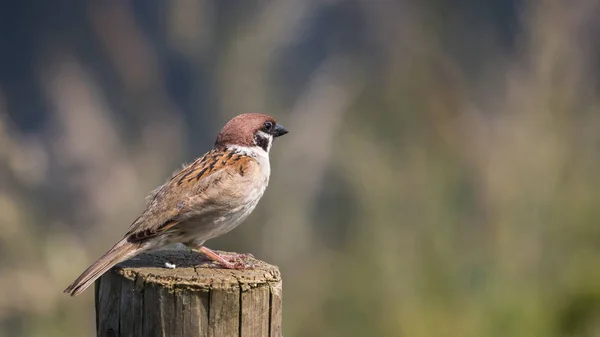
[64,113,288,296]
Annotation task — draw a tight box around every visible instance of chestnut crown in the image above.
[214,113,288,151]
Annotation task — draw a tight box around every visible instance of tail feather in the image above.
[64,239,140,296]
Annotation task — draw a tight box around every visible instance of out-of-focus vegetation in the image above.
[1,1,600,336]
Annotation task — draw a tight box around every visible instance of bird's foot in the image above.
[219,252,253,261]
[195,247,252,269]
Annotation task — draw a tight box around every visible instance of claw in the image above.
[193,247,251,269]
[219,253,250,262]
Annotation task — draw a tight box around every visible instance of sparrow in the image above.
[64,113,288,296]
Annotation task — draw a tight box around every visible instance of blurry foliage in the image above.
[1,0,600,336]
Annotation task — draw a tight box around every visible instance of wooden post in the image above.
[95,250,282,337]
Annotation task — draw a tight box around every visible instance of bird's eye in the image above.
[264,121,273,131]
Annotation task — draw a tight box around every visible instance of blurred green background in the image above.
[1,0,600,336]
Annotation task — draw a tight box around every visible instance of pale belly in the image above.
[168,183,267,247]
[204,196,262,239]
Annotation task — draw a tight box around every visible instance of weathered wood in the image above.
[95,250,282,337]
[268,281,283,337]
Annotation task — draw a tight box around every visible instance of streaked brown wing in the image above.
[124,148,255,243]
[126,219,179,242]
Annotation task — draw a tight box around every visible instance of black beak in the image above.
[273,124,289,137]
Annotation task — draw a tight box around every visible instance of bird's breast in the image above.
[201,183,266,240]
[177,161,270,242]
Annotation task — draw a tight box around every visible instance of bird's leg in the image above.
[193,246,247,269]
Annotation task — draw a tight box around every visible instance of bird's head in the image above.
[215,113,288,153]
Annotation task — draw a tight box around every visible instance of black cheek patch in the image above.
[255,134,270,152]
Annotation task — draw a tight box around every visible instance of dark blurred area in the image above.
[2,1,600,336]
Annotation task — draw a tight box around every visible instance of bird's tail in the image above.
[64,239,140,296]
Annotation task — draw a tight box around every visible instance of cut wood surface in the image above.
[95,249,282,337]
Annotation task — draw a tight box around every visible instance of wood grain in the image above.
[241,285,270,337]
[95,250,282,337]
